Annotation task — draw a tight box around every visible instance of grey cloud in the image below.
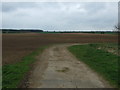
[2,2,118,30]
[2,2,36,12]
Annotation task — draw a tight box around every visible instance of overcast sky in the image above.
[1,2,118,31]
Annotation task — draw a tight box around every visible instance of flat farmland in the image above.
[2,33,118,65]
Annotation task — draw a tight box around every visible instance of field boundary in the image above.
[2,46,49,88]
[68,44,119,88]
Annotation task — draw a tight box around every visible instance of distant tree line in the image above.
[2,29,118,34]
[2,29,43,33]
[44,30,116,34]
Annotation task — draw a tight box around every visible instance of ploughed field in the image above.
[3,33,118,65]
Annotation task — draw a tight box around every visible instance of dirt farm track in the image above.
[3,33,118,65]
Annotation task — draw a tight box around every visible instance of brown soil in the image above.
[2,33,118,65]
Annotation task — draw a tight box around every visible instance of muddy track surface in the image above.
[27,44,111,88]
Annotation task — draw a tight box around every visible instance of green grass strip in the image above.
[68,44,119,87]
[2,46,48,88]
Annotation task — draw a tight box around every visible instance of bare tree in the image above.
[114,25,120,32]
[115,25,119,30]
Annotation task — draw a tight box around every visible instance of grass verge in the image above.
[68,44,119,87]
[2,46,48,88]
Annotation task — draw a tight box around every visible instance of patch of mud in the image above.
[56,67,69,73]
